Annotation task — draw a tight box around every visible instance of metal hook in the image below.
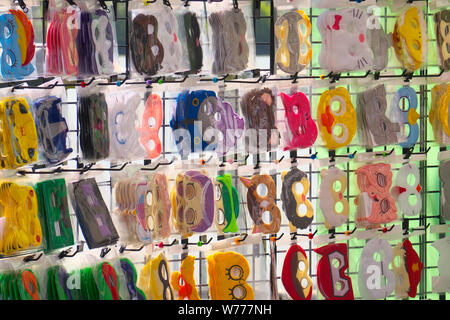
[235,233,248,244]
[263,233,284,242]
[23,252,43,263]
[403,146,431,160]
[140,159,174,171]
[329,227,357,239]
[404,222,431,235]
[58,242,84,259]
[374,148,395,157]
[378,225,395,233]
[156,239,178,248]
[291,230,317,241]
[119,244,145,254]
[182,237,213,250]
[100,247,111,258]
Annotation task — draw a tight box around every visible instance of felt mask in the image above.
[358,238,395,300]
[281,244,312,300]
[91,10,114,75]
[139,252,173,300]
[76,12,98,76]
[96,262,120,300]
[281,168,314,230]
[240,87,279,152]
[275,10,312,74]
[130,14,164,76]
[240,174,281,234]
[10,9,35,68]
[158,6,182,73]
[135,181,152,243]
[139,93,162,159]
[214,173,239,234]
[431,236,450,293]
[183,11,202,73]
[35,178,74,251]
[317,8,373,72]
[429,83,450,146]
[366,21,389,72]
[389,86,419,148]
[171,171,214,237]
[0,13,34,80]
[318,166,349,229]
[355,163,397,227]
[71,178,119,249]
[392,242,410,298]
[170,90,218,155]
[119,258,146,300]
[147,173,171,240]
[357,84,400,147]
[439,160,450,221]
[434,10,450,71]
[403,239,423,298]
[213,97,244,156]
[33,96,73,164]
[170,255,200,300]
[280,91,317,150]
[209,9,249,75]
[317,87,356,150]
[392,6,427,71]
[18,269,40,300]
[0,182,42,255]
[392,163,422,216]
[207,251,254,300]
[315,243,354,300]
[108,91,144,160]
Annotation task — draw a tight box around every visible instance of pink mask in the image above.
[355,163,397,227]
[280,91,317,150]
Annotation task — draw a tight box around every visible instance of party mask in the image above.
[213,97,244,156]
[158,6,182,73]
[392,242,410,299]
[147,173,171,240]
[207,251,254,300]
[183,11,202,73]
[130,14,164,75]
[240,174,281,234]
[34,96,73,164]
[96,262,120,300]
[135,181,152,243]
[0,13,34,80]
[357,85,400,147]
[390,86,419,148]
[170,90,218,155]
[315,243,354,300]
[317,87,356,150]
[35,178,74,251]
[439,160,450,221]
[214,174,239,234]
[10,9,35,67]
[366,21,389,72]
[71,178,119,249]
[275,10,312,74]
[209,9,249,74]
[403,239,423,298]
[392,163,422,216]
[0,182,42,255]
[281,244,313,300]
[108,91,144,160]
[91,10,114,75]
[139,93,163,159]
[119,258,146,300]
[430,83,450,145]
[392,6,427,71]
[431,236,450,293]
[280,91,317,150]
[170,255,200,300]
[281,168,314,230]
[142,252,173,300]
[47,265,73,300]
[358,238,395,300]
[171,171,214,237]
[18,269,40,300]
[434,10,450,71]
[76,12,98,76]
[317,8,373,72]
[240,88,279,152]
[319,166,349,229]
[355,163,397,227]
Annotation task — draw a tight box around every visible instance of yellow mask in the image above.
[170,255,200,300]
[138,252,174,300]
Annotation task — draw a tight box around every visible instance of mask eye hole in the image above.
[231,284,247,300]
[380,198,390,213]
[292,105,299,114]
[227,265,244,280]
[376,173,386,187]
[185,208,195,225]
[256,183,268,197]
[298,260,306,272]
[215,185,221,201]
[185,183,195,200]
[216,208,225,225]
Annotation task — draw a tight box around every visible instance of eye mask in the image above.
[213,97,244,156]
[183,11,202,73]
[392,163,422,216]
[317,8,373,72]
[71,178,119,249]
[240,87,279,152]
[214,173,239,234]
[158,6,182,73]
[96,262,120,300]
[280,91,317,150]
[130,14,164,76]
[147,173,171,240]
[33,96,73,164]
[439,160,450,221]
[209,8,249,75]
[138,252,173,300]
[281,168,314,230]
[434,10,450,71]
[170,255,200,300]
[429,83,450,146]
[357,84,400,147]
[139,93,162,159]
[389,86,419,148]
[281,244,313,300]
[91,10,114,75]
[366,17,389,72]
[275,10,312,74]
[119,258,146,300]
